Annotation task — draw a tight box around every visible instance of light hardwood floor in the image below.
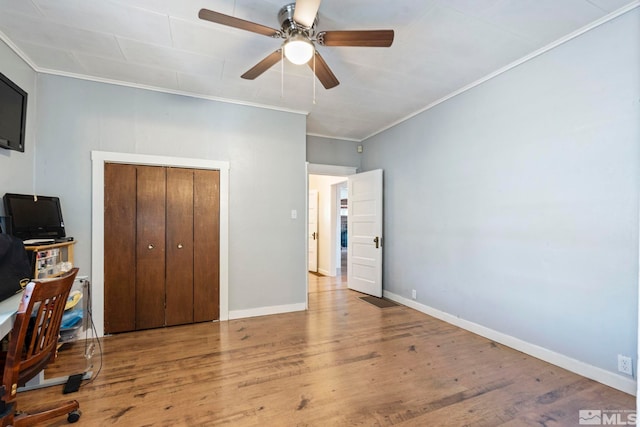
[21,272,634,426]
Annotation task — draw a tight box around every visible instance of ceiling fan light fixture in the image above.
[284,34,314,65]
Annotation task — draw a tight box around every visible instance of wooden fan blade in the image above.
[308,51,339,89]
[317,30,394,47]
[241,50,283,80]
[293,0,322,28]
[199,9,280,37]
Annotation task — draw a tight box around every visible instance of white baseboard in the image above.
[384,291,637,396]
[229,302,306,320]
[318,268,332,276]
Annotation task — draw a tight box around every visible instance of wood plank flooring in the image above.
[21,272,634,426]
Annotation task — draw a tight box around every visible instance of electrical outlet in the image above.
[618,354,633,375]
[411,289,417,299]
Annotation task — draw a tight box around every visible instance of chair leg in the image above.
[13,400,80,426]
[0,401,17,427]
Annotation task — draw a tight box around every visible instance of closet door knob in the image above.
[148,244,154,250]
[177,243,183,249]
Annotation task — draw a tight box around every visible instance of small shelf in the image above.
[24,241,76,280]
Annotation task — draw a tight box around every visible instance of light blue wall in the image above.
[0,40,36,200]
[361,10,639,378]
[30,74,307,312]
[307,135,361,169]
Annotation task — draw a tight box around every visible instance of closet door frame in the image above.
[92,151,229,337]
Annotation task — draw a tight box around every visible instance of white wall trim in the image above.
[0,29,308,119]
[362,2,640,141]
[37,68,309,117]
[229,303,306,320]
[307,163,357,176]
[0,30,38,71]
[4,5,638,144]
[306,133,361,142]
[384,290,637,396]
[305,163,309,311]
[91,150,230,336]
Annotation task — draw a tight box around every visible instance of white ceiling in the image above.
[0,0,636,141]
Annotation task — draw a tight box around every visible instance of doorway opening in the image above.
[306,164,357,300]
[308,174,347,278]
[338,183,348,278]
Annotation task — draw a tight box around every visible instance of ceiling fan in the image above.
[198,0,394,89]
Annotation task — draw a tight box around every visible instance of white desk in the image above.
[0,289,92,392]
[0,291,24,339]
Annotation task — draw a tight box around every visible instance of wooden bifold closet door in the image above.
[104,163,220,334]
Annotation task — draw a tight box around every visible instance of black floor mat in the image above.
[360,296,399,308]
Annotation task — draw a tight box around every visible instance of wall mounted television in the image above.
[3,193,66,240]
[0,71,27,152]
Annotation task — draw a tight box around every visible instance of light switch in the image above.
[291,209,297,219]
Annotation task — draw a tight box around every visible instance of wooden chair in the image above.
[0,268,81,426]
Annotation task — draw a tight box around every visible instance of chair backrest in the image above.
[2,268,79,400]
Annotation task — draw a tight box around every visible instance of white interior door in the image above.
[308,189,318,273]
[347,169,383,297]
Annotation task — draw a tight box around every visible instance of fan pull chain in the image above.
[281,49,284,98]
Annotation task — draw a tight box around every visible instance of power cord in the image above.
[78,278,102,388]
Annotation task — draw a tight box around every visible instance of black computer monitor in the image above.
[3,193,66,240]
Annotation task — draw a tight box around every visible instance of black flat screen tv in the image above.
[0,72,27,152]
[3,193,66,240]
